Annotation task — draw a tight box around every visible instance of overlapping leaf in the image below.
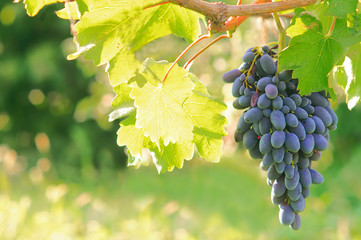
[23,0,62,16]
[114,59,227,172]
[73,1,202,86]
[279,9,345,95]
[325,0,358,19]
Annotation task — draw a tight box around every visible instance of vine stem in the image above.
[183,32,232,70]
[162,33,212,83]
[272,12,286,52]
[64,0,79,48]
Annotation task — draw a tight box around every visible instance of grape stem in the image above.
[183,32,232,70]
[162,33,212,83]
[272,12,286,73]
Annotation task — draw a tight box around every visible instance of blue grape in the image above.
[294,107,308,120]
[255,59,268,77]
[239,85,246,95]
[268,164,282,180]
[259,117,272,135]
[239,62,250,70]
[300,134,314,154]
[257,94,272,109]
[265,84,278,99]
[285,133,300,152]
[232,77,242,97]
[272,147,285,163]
[272,192,287,205]
[242,51,256,62]
[240,74,247,82]
[272,176,286,197]
[246,47,256,52]
[281,106,290,114]
[261,152,274,168]
[290,194,306,212]
[308,92,328,107]
[270,110,286,130]
[244,107,263,123]
[234,130,244,143]
[257,77,273,91]
[244,88,251,96]
[253,121,261,136]
[299,168,312,188]
[249,143,263,159]
[243,129,258,149]
[314,106,332,127]
[309,150,321,161]
[286,82,296,91]
[290,94,302,107]
[263,109,271,117]
[283,97,296,111]
[286,113,298,128]
[272,96,283,110]
[275,161,286,173]
[279,203,295,225]
[304,104,315,114]
[298,156,310,169]
[277,81,286,91]
[312,116,325,134]
[302,187,310,198]
[238,95,252,107]
[290,121,306,140]
[259,133,272,154]
[223,69,241,83]
[302,117,316,134]
[233,98,243,109]
[285,164,294,178]
[260,162,270,171]
[237,113,252,133]
[278,70,292,81]
[262,45,270,53]
[290,213,301,230]
[285,169,299,190]
[271,131,286,148]
[312,133,328,151]
[284,152,292,165]
[325,106,338,126]
[260,54,277,74]
[288,182,302,201]
[247,76,255,85]
[301,97,309,108]
[309,168,324,184]
[272,76,279,84]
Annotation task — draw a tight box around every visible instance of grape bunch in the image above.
[223,46,337,230]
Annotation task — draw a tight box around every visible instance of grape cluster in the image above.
[223,46,337,230]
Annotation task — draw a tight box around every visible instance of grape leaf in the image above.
[325,0,358,19]
[130,58,195,147]
[279,11,345,95]
[148,139,194,173]
[117,113,149,159]
[345,44,361,109]
[184,75,227,162]
[56,1,81,20]
[73,2,201,86]
[23,0,61,16]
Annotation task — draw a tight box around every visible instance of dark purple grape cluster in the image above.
[223,46,337,230]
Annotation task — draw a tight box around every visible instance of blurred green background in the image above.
[1,1,361,239]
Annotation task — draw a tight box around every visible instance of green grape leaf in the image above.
[148,139,194,173]
[345,44,361,109]
[130,58,195,147]
[56,2,81,20]
[73,1,201,85]
[112,82,134,109]
[280,11,345,95]
[23,0,61,16]
[325,0,358,19]
[116,113,149,159]
[184,75,227,162]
